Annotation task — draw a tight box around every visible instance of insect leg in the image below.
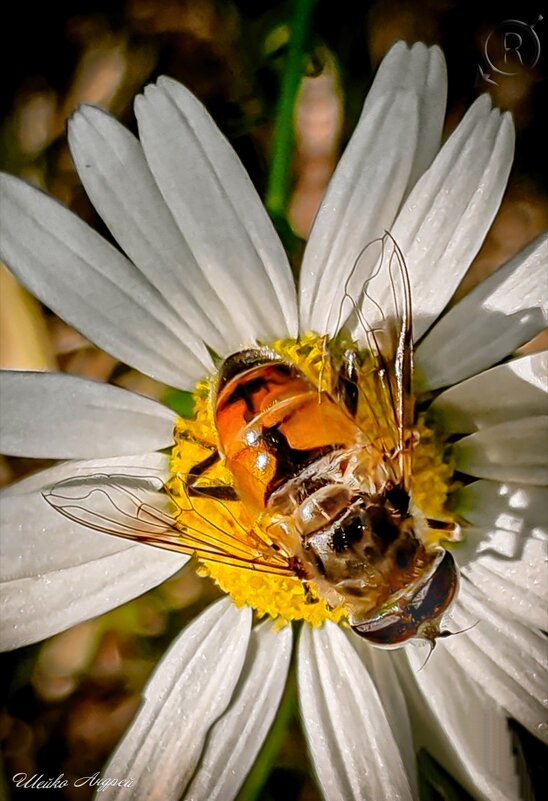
[175,430,217,451]
[426,518,462,542]
[187,450,239,501]
[333,347,360,418]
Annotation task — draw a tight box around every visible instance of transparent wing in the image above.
[336,232,415,489]
[43,469,294,576]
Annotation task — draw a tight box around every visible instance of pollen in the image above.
[168,334,454,626]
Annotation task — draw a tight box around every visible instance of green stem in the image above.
[236,670,298,801]
[265,0,317,222]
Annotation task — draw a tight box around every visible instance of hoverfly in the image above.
[44,235,460,647]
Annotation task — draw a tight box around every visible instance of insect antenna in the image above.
[418,639,437,671]
[417,620,480,671]
[437,620,480,639]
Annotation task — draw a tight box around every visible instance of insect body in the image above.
[44,236,459,647]
[213,347,458,645]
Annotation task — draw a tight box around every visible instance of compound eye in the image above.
[351,614,418,646]
[350,551,459,647]
[410,550,459,627]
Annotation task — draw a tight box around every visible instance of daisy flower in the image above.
[1,41,547,801]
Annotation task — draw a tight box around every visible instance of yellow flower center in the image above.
[168,334,454,626]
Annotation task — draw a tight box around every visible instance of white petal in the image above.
[135,78,298,350]
[446,582,548,742]
[69,105,236,357]
[450,479,547,628]
[301,42,447,335]
[183,620,292,801]
[361,42,447,186]
[0,370,176,458]
[430,351,548,433]
[454,480,548,535]
[100,599,252,801]
[457,531,548,629]
[3,453,171,497]
[417,233,548,390]
[388,96,514,340]
[0,454,186,650]
[397,646,521,801]
[453,417,548,484]
[302,91,419,334]
[394,45,447,188]
[349,636,417,797]
[0,173,211,389]
[298,622,414,801]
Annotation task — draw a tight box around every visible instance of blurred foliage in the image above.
[1,0,547,799]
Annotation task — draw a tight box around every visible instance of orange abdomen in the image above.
[215,358,361,512]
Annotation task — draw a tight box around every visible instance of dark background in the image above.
[1,1,546,799]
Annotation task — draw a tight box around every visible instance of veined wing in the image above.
[43,470,294,576]
[335,233,414,490]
